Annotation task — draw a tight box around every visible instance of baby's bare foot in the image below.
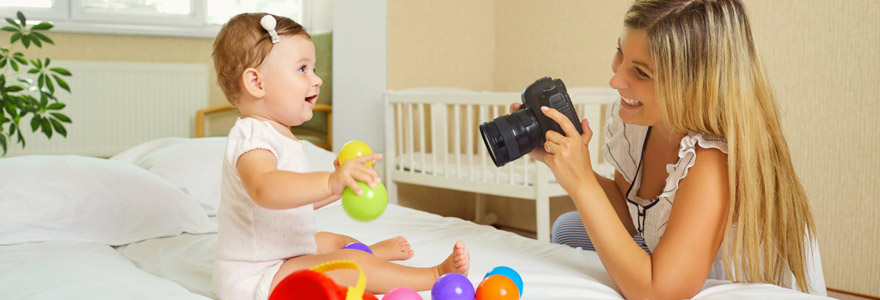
[370,236,414,261]
[436,241,470,278]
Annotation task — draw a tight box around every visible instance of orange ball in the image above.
[475,275,520,300]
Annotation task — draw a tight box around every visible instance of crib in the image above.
[383,86,619,242]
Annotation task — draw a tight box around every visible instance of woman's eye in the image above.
[636,68,651,79]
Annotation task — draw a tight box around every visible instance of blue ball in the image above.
[484,266,523,296]
[343,242,373,254]
[431,273,474,300]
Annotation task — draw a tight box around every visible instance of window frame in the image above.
[0,0,311,39]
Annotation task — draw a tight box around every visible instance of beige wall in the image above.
[388,0,880,296]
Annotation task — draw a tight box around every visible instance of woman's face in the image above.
[610,28,662,127]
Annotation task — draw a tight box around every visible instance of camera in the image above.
[479,77,582,167]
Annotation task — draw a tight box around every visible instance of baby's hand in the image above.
[328,153,383,196]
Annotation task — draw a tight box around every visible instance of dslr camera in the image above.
[479,77,582,167]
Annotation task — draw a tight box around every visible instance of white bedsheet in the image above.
[116,204,831,299]
[0,241,210,300]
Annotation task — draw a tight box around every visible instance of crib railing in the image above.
[384,87,618,241]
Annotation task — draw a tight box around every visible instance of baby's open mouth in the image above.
[305,95,318,104]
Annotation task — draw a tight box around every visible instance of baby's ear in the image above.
[241,67,265,98]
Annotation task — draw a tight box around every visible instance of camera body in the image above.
[479,77,582,167]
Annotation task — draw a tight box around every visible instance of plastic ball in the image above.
[431,273,475,300]
[339,140,374,167]
[484,266,523,296]
[342,181,388,222]
[475,275,519,300]
[382,287,422,300]
[343,242,373,254]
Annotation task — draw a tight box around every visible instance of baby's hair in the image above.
[212,13,310,104]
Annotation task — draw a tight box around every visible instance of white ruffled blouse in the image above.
[602,101,728,252]
[600,101,826,295]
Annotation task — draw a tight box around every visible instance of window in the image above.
[0,0,312,38]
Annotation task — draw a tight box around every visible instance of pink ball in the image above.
[383,287,423,300]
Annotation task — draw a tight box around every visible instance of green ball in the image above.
[341,181,388,222]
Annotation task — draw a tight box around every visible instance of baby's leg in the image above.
[271,241,470,294]
[314,231,358,254]
[370,236,414,261]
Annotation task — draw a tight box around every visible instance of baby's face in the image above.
[257,35,323,127]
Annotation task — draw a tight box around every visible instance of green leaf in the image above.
[41,118,52,138]
[5,18,19,28]
[0,133,7,155]
[21,35,30,48]
[50,118,66,137]
[10,60,18,72]
[52,75,70,93]
[31,35,42,48]
[47,102,65,110]
[51,68,71,76]
[5,85,23,93]
[32,22,53,31]
[16,11,26,27]
[13,54,27,64]
[40,94,47,107]
[50,112,70,123]
[27,68,39,74]
[31,31,54,45]
[0,59,6,69]
[15,125,25,146]
[31,59,41,68]
[30,115,40,132]
[10,32,20,44]
[46,75,55,93]
[1,26,17,32]
[37,74,44,88]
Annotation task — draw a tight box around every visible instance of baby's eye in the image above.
[298,66,307,73]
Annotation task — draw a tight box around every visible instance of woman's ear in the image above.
[241,67,265,98]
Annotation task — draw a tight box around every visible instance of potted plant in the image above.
[0,11,72,155]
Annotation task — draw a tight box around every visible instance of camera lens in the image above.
[479,108,543,167]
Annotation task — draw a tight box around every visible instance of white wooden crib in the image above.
[383,87,619,242]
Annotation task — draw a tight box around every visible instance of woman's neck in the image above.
[649,123,686,162]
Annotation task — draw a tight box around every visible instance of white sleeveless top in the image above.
[601,101,826,295]
[214,117,318,300]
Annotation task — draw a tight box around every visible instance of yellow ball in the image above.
[338,140,373,167]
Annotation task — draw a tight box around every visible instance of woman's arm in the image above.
[539,107,728,299]
[597,171,637,236]
[575,147,729,299]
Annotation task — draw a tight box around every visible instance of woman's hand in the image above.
[539,106,596,194]
[328,153,382,196]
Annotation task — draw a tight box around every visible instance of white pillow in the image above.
[0,155,215,246]
[111,137,340,215]
[111,137,227,216]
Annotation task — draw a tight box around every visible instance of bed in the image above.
[384,87,620,242]
[0,135,832,299]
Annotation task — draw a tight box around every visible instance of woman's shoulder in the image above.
[661,132,728,198]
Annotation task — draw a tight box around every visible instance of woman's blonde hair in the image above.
[212,13,309,104]
[624,0,816,292]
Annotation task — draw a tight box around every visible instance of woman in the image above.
[524,0,824,298]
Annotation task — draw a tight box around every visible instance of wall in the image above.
[386,0,880,296]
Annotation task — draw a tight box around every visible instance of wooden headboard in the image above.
[195,104,333,150]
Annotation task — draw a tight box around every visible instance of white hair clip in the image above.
[260,15,280,44]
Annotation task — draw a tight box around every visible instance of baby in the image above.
[210,13,469,300]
